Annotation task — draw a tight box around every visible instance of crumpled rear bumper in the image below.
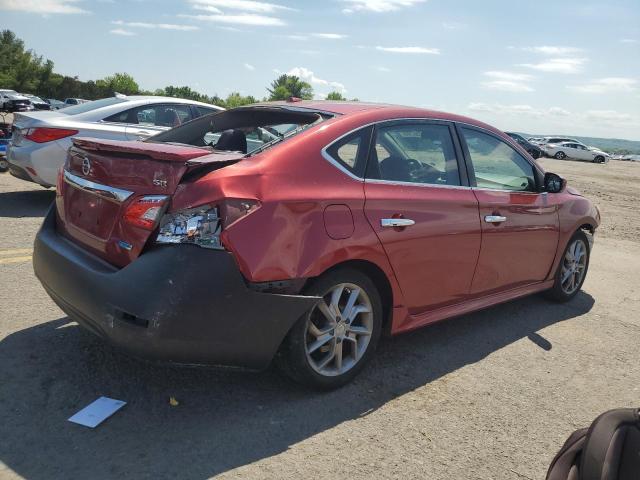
[33,206,320,370]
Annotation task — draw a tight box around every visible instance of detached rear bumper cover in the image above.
[33,207,320,370]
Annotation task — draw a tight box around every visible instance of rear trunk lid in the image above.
[57,137,243,267]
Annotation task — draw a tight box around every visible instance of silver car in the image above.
[8,95,223,187]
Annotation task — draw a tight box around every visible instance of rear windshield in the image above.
[150,107,332,155]
[61,97,128,115]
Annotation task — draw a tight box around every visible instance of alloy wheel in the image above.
[304,283,373,377]
[560,238,587,295]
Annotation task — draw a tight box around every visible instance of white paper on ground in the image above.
[68,396,126,428]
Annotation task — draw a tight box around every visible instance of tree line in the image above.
[0,29,349,108]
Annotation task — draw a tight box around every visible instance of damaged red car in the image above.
[33,101,600,389]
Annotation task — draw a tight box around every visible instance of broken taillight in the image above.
[155,199,260,250]
[123,196,169,230]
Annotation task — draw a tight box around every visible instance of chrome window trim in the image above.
[63,170,134,203]
[471,186,545,195]
[365,179,471,190]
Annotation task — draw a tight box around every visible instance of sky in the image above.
[1,0,639,140]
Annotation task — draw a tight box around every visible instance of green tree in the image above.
[0,29,43,92]
[326,91,346,101]
[224,92,256,108]
[96,72,139,96]
[267,74,313,100]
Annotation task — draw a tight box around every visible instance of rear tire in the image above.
[545,230,590,302]
[555,151,566,160]
[276,268,383,390]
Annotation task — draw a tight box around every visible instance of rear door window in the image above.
[105,104,193,127]
[368,123,461,186]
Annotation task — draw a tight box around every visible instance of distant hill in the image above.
[517,133,640,155]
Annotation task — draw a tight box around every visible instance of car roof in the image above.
[256,100,502,133]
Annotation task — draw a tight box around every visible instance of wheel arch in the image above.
[315,259,394,332]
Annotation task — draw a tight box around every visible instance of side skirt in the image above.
[394,280,555,335]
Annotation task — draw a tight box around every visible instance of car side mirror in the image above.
[544,172,566,193]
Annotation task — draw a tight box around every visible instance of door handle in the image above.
[381,218,415,228]
[484,215,507,223]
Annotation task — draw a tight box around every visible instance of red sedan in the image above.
[33,101,600,389]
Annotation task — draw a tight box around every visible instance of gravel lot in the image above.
[0,158,638,480]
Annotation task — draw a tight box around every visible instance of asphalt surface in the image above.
[0,159,639,480]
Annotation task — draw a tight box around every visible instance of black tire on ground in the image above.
[544,230,591,303]
[276,268,383,390]
[594,155,605,164]
[0,159,8,173]
[555,151,566,160]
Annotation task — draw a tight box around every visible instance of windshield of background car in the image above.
[150,107,330,155]
[60,97,128,115]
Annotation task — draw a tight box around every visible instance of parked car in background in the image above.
[46,99,66,110]
[505,132,544,159]
[1,93,33,112]
[8,95,224,187]
[32,101,600,389]
[540,137,584,147]
[64,98,88,106]
[544,142,610,163]
[0,89,19,110]
[0,138,9,172]
[22,94,51,110]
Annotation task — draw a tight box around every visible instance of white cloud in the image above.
[286,66,346,93]
[376,46,440,54]
[484,71,533,81]
[482,71,534,92]
[482,81,534,92]
[311,33,348,39]
[468,103,542,116]
[585,110,634,124]
[521,46,583,55]
[244,62,255,70]
[548,107,571,116]
[109,28,137,36]
[179,13,285,26]
[188,0,292,13]
[620,38,638,44]
[283,34,307,40]
[341,0,425,13]
[112,20,199,31]
[568,77,638,93]
[518,57,586,74]
[0,0,88,14]
[442,21,466,29]
[375,66,391,72]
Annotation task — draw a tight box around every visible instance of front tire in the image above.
[545,230,590,302]
[277,268,383,390]
[594,155,605,164]
[555,151,566,160]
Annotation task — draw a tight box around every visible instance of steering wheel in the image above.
[407,159,442,183]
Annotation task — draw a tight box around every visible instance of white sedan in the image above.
[543,142,610,163]
[7,95,223,187]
